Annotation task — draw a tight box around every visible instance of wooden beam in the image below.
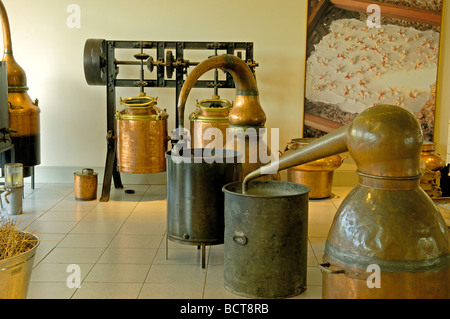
[308,0,331,36]
[330,0,442,26]
[304,113,344,133]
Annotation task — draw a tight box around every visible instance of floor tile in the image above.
[72,283,142,299]
[41,247,105,264]
[14,184,357,299]
[97,247,158,264]
[84,263,151,283]
[108,233,164,249]
[57,233,115,248]
[31,262,94,282]
[139,283,204,299]
[145,264,206,284]
[27,282,77,299]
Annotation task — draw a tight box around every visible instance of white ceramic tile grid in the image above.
[18,183,345,299]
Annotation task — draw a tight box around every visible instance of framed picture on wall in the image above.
[304,0,443,141]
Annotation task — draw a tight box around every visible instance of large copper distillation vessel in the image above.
[177,54,276,178]
[244,104,449,298]
[1,1,40,179]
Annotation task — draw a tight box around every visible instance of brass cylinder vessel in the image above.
[189,95,232,149]
[177,54,277,179]
[74,168,98,201]
[285,138,344,199]
[244,105,450,299]
[116,93,168,174]
[1,1,40,175]
[420,141,445,198]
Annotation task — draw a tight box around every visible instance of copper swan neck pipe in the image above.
[244,105,424,186]
[0,0,27,88]
[0,0,12,56]
[177,54,266,128]
[244,125,349,185]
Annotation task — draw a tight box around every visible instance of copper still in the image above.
[244,104,450,299]
[420,141,445,198]
[189,95,232,149]
[74,168,98,201]
[177,54,277,179]
[285,138,345,199]
[115,93,168,174]
[1,1,40,177]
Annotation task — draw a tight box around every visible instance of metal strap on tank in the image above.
[325,241,450,273]
[357,171,421,190]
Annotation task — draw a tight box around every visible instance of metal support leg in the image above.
[201,243,206,269]
[165,234,168,260]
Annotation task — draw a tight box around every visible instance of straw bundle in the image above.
[0,216,36,260]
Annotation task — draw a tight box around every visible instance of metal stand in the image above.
[165,235,208,269]
[84,40,257,202]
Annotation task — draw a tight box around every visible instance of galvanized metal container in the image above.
[166,148,241,250]
[222,180,310,298]
[1,186,23,215]
[0,233,39,299]
[74,168,98,201]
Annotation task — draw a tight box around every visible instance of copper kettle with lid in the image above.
[189,95,232,149]
[115,92,169,174]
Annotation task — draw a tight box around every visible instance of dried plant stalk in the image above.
[0,216,37,261]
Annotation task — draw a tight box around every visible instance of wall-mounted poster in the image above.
[304,0,443,141]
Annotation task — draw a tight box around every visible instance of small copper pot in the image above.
[285,138,345,199]
[74,168,98,201]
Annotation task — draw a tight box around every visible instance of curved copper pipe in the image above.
[244,125,349,186]
[0,0,27,87]
[0,0,12,55]
[244,105,423,187]
[177,54,266,128]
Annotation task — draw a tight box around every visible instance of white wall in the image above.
[1,0,307,183]
[2,0,450,185]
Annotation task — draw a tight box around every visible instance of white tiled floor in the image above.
[2,182,352,299]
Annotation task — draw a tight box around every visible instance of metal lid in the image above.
[189,96,232,122]
[74,168,98,176]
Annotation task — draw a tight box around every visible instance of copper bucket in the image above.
[116,93,168,174]
[74,168,98,201]
[285,138,345,199]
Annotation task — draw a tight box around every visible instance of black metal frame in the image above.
[100,40,255,201]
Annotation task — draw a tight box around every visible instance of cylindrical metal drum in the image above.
[1,186,23,215]
[0,233,39,299]
[189,96,232,149]
[285,138,344,199]
[116,94,168,174]
[166,149,241,247]
[74,168,98,201]
[222,180,310,298]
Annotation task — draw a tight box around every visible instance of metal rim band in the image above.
[357,171,421,190]
[325,241,450,273]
